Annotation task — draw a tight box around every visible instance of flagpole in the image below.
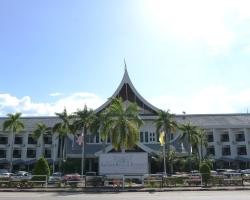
[76,132,84,179]
[81,141,84,178]
[163,142,166,175]
[159,131,166,175]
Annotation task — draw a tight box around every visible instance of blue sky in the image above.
[1,0,250,116]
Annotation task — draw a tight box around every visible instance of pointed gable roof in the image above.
[95,65,159,115]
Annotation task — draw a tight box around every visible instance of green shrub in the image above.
[211,175,224,186]
[199,162,211,186]
[32,156,50,181]
[164,176,188,186]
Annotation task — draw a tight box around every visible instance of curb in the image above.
[1,187,250,193]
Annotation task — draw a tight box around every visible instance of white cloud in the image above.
[49,92,63,97]
[1,87,250,116]
[0,93,104,117]
[144,0,250,55]
[150,86,250,114]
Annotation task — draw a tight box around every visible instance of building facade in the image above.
[1,68,250,172]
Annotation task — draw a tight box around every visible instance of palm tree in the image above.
[152,149,177,174]
[52,108,72,172]
[155,110,177,174]
[2,113,24,172]
[179,122,200,171]
[72,105,96,175]
[33,123,52,156]
[197,128,208,161]
[91,111,112,153]
[105,97,143,151]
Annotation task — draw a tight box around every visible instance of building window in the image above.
[27,148,36,158]
[149,132,156,142]
[222,146,231,156]
[140,132,144,142]
[237,146,247,155]
[13,149,21,158]
[207,134,214,142]
[207,146,215,156]
[44,136,52,144]
[221,133,229,142]
[14,136,23,145]
[86,135,94,143]
[95,132,100,143]
[28,136,36,144]
[0,136,8,145]
[145,131,149,143]
[235,133,245,142]
[45,148,51,158]
[0,149,6,158]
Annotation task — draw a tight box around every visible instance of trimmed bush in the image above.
[199,162,211,186]
[32,156,50,181]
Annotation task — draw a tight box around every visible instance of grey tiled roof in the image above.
[0,116,61,131]
[1,113,250,132]
[175,114,250,128]
[145,141,184,153]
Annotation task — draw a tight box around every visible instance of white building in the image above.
[0,68,250,171]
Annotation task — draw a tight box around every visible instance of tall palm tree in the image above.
[2,113,24,172]
[105,97,143,151]
[33,123,52,156]
[197,128,208,161]
[52,108,72,172]
[155,110,177,174]
[152,149,177,174]
[179,122,200,171]
[72,105,96,175]
[91,111,112,153]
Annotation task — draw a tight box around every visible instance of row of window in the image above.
[0,148,51,158]
[207,145,247,156]
[140,132,158,143]
[207,132,246,143]
[0,135,52,145]
[84,131,162,144]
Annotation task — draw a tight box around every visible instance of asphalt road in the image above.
[0,191,250,200]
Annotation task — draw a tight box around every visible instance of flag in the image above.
[76,133,84,146]
[159,131,165,146]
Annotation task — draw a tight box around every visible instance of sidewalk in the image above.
[1,186,250,193]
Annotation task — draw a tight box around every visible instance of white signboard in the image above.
[99,152,148,175]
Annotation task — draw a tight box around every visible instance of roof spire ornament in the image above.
[124,58,127,71]
[95,60,159,113]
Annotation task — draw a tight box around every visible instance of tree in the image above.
[91,111,112,153]
[151,149,177,174]
[105,97,143,151]
[33,156,50,181]
[199,162,211,186]
[2,113,24,172]
[33,123,52,156]
[53,108,72,172]
[155,110,177,174]
[179,122,200,172]
[197,128,208,161]
[72,105,96,175]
